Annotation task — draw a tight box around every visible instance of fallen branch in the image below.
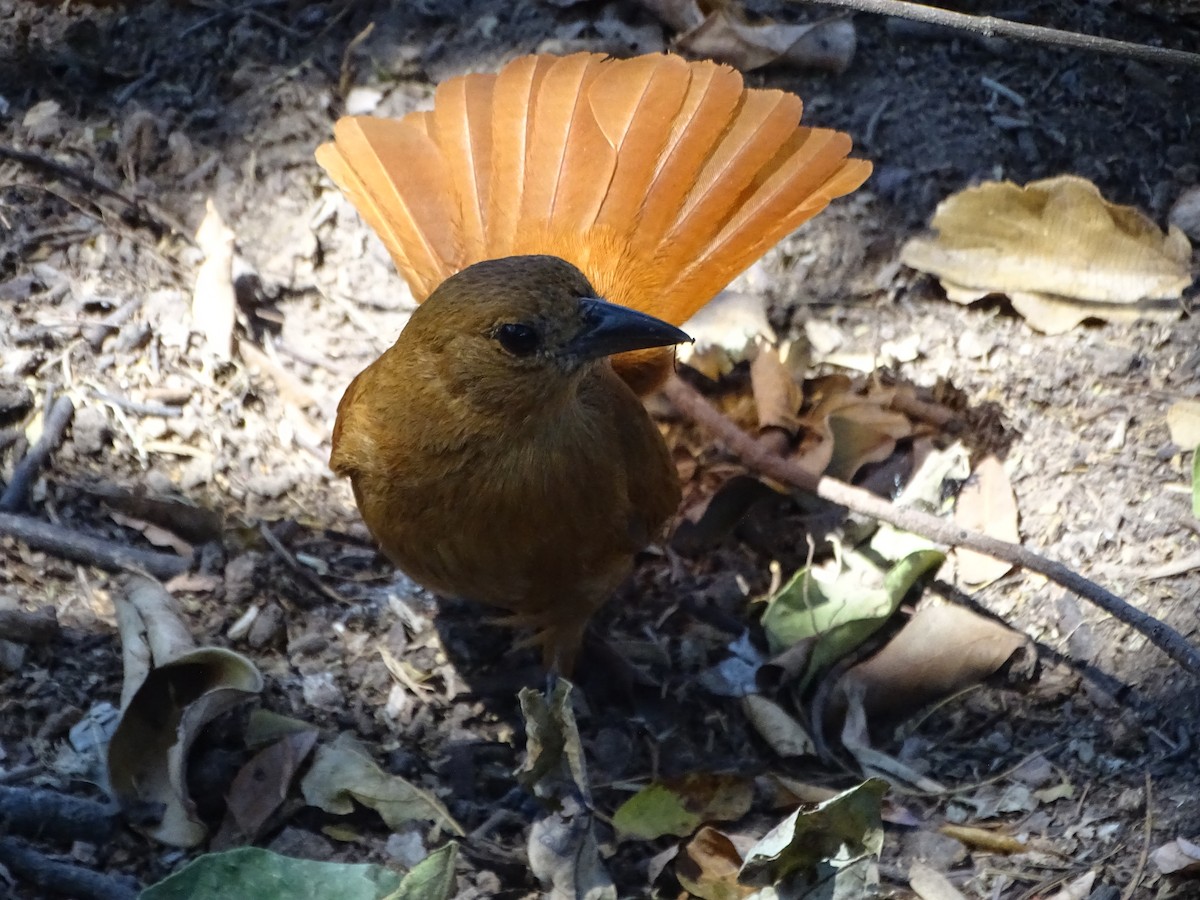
[0,785,119,845]
[0,144,195,245]
[0,512,189,579]
[0,396,75,513]
[663,375,1200,677]
[794,0,1200,69]
[259,520,348,607]
[0,606,59,644]
[0,836,139,900]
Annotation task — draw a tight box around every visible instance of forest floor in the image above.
[1,0,1199,897]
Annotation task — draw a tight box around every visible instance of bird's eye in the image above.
[494,323,541,356]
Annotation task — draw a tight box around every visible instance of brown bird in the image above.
[318,52,870,671]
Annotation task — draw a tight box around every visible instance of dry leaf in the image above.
[1152,836,1200,875]
[834,604,1033,726]
[741,694,816,758]
[839,682,947,792]
[107,576,264,847]
[519,681,615,900]
[612,773,754,841]
[1046,870,1096,900]
[750,348,801,433]
[676,4,856,73]
[901,175,1191,333]
[675,827,755,900]
[192,198,237,361]
[953,456,1020,586]
[793,375,919,481]
[1167,399,1200,448]
[300,732,463,835]
[909,860,967,900]
[937,823,1028,854]
[213,729,318,847]
[676,291,771,380]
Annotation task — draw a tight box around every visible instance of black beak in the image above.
[567,297,692,361]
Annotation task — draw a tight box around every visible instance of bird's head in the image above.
[397,255,691,414]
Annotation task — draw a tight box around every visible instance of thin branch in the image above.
[663,375,1200,677]
[0,512,189,580]
[0,396,75,513]
[0,144,195,245]
[0,836,139,900]
[793,0,1200,69]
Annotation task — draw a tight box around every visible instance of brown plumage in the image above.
[318,52,870,670]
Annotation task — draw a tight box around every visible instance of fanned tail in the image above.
[317,52,871,385]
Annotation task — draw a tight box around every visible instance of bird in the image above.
[317,51,871,671]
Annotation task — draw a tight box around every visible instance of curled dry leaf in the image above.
[750,347,802,434]
[739,778,886,889]
[643,0,857,72]
[937,823,1028,855]
[677,291,772,380]
[832,603,1034,727]
[794,375,922,482]
[838,681,946,792]
[107,575,264,847]
[901,175,1192,334]
[740,694,816,758]
[518,680,615,900]
[192,197,237,362]
[953,455,1020,586]
[908,860,967,900]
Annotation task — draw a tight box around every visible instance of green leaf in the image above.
[738,778,887,891]
[760,550,944,687]
[301,733,463,835]
[612,774,754,841]
[1192,444,1199,519]
[613,783,699,841]
[387,844,458,900]
[139,847,404,900]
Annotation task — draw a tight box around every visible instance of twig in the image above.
[792,0,1200,69]
[0,396,75,513]
[0,144,195,246]
[81,297,142,352]
[663,375,1200,676]
[0,513,189,579]
[0,836,139,900]
[0,606,59,644]
[92,390,183,419]
[339,22,376,100]
[258,521,348,606]
[1121,771,1153,900]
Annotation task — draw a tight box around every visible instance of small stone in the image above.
[223,552,261,604]
[1169,186,1200,241]
[301,672,342,709]
[288,632,328,657]
[247,603,285,649]
[384,828,427,869]
[901,829,968,869]
[71,406,112,455]
[0,380,33,424]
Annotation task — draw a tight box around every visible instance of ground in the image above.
[1,0,1199,897]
